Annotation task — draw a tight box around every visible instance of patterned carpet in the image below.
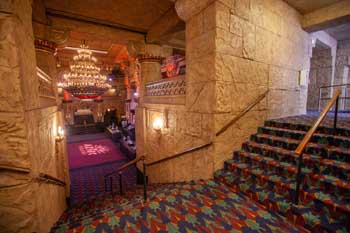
[215,114,350,232]
[52,114,350,232]
[51,181,305,232]
[67,133,136,205]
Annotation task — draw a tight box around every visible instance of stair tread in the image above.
[244,140,350,172]
[215,170,349,230]
[223,161,350,210]
[235,150,350,186]
[262,126,350,142]
[254,133,350,153]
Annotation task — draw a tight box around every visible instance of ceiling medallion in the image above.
[61,42,111,99]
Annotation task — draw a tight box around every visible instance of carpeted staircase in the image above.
[215,118,350,232]
[51,116,350,232]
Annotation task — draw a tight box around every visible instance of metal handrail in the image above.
[37,173,66,186]
[294,89,341,204]
[216,90,269,137]
[0,165,31,173]
[104,156,147,200]
[318,83,349,111]
[147,142,213,167]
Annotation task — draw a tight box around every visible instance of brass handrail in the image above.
[104,155,147,200]
[216,90,269,137]
[294,89,340,204]
[147,142,213,167]
[37,173,66,186]
[0,165,31,173]
[104,156,145,178]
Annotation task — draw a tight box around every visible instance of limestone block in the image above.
[186,11,203,41]
[215,1,230,31]
[262,8,281,35]
[175,0,215,22]
[186,54,216,83]
[242,20,256,59]
[216,28,243,57]
[0,183,35,233]
[255,26,272,64]
[230,14,243,36]
[201,113,214,140]
[231,83,267,112]
[187,29,216,62]
[235,0,250,20]
[0,67,24,112]
[214,112,233,137]
[171,154,193,182]
[192,148,214,180]
[0,113,30,168]
[185,112,202,137]
[215,81,232,113]
[186,82,215,113]
[269,66,299,90]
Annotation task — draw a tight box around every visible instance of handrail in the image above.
[147,142,213,167]
[216,90,269,137]
[295,89,340,155]
[37,173,66,186]
[0,165,31,173]
[104,155,145,178]
[294,89,340,205]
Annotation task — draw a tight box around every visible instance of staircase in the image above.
[215,118,350,232]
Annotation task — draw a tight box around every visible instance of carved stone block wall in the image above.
[0,1,68,232]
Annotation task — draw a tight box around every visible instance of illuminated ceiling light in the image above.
[60,42,111,99]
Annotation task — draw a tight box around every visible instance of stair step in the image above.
[258,126,350,148]
[214,170,349,232]
[219,161,350,223]
[251,133,350,161]
[231,151,350,198]
[265,120,350,137]
[242,141,350,181]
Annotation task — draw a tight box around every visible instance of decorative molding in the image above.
[146,75,186,96]
[37,67,55,98]
[34,38,57,54]
[138,54,164,63]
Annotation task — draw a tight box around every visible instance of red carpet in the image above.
[68,139,126,169]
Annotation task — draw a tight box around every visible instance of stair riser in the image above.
[265,121,350,137]
[258,127,350,148]
[216,170,350,226]
[214,173,347,231]
[251,135,350,162]
[226,159,350,200]
[242,143,350,180]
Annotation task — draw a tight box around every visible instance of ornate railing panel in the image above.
[146,75,186,97]
[37,67,55,98]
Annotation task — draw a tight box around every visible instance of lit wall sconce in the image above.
[55,126,65,142]
[152,117,164,132]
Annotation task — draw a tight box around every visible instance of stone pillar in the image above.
[175,0,310,174]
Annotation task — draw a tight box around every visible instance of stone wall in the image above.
[307,47,333,110]
[334,39,350,110]
[0,1,68,232]
[144,0,310,183]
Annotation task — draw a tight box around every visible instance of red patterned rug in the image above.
[68,139,126,170]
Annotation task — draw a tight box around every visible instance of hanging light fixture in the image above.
[61,41,111,99]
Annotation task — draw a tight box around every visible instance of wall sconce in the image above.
[152,117,164,132]
[55,126,65,142]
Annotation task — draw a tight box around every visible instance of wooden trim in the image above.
[147,142,213,167]
[38,173,66,186]
[216,90,269,137]
[295,89,340,155]
[0,165,31,173]
[105,156,145,177]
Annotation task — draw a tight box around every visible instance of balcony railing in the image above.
[146,75,186,97]
[37,67,55,98]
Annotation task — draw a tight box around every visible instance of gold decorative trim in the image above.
[34,39,57,54]
[138,54,164,63]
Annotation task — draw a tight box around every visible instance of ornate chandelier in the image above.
[61,42,111,99]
